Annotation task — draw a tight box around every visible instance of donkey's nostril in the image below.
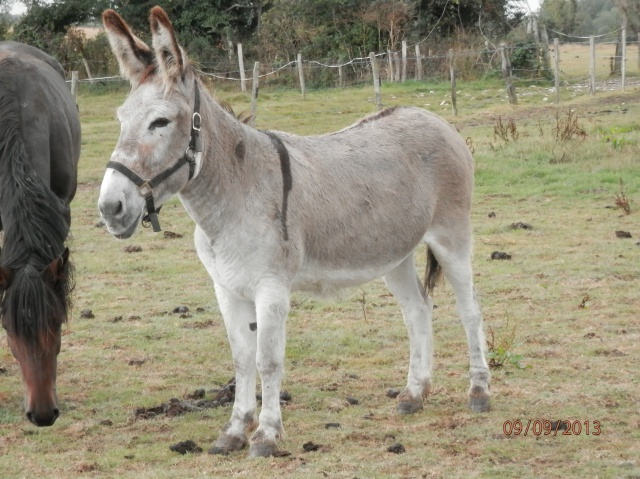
[100,199,123,217]
[26,411,35,424]
[53,408,60,420]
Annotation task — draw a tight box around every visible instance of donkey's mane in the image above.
[0,56,73,347]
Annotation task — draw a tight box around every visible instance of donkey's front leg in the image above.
[249,283,290,457]
[210,283,259,454]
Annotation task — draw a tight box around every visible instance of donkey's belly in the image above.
[292,259,401,296]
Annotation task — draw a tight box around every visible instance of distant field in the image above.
[0,70,639,478]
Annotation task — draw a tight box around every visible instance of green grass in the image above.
[0,69,639,478]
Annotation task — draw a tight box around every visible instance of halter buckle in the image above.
[139,180,153,197]
[192,112,201,131]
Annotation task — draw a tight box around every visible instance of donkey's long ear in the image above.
[102,9,154,88]
[149,6,187,84]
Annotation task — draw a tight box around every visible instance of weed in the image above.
[615,177,631,214]
[486,315,528,370]
[548,108,586,163]
[600,126,633,149]
[552,108,586,142]
[493,116,519,145]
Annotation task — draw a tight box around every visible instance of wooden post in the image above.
[387,49,393,82]
[237,43,246,92]
[81,58,94,83]
[297,53,306,99]
[449,49,457,116]
[415,44,422,81]
[71,71,78,100]
[401,40,407,82]
[554,38,560,104]
[621,13,626,91]
[338,65,343,88]
[499,43,517,105]
[589,35,596,96]
[540,26,551,71]
[370,52,382,111]
[250,61,259,126]
[393,51,400,83]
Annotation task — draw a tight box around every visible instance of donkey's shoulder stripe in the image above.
[263,131,292,241]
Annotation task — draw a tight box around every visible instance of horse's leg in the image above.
[383,254,433,414]
[426,230,490,412]
[194,228,258,454]
[248,281,289,457]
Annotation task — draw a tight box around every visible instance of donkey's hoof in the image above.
[209,433,247,454]
[469,396,490,412]
[469,386,491,412]
[397,398,424,415]
[208,447,229,455]
[249,440,279,458]
[396,388,424,415]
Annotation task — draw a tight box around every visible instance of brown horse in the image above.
[0,41,80,426]
[99,8,489,456]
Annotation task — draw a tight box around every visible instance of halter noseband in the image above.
[105,80,202,232]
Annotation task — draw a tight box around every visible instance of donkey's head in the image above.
[98,7,201,238]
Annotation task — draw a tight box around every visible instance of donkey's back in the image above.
[274,106,475,292]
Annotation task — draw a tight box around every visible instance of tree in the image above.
[539,0,578,32]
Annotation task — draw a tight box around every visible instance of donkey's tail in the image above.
[422,246,443,300]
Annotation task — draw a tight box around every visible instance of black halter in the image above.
[105,81,202,232]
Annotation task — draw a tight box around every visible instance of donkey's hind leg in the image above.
[383,254,434,414]
[426,231,490,412]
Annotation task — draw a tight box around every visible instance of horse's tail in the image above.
[422,246,443,300]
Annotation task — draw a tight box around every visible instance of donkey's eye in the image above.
[149,118,171,130]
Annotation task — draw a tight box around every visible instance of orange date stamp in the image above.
[502,419,601,436]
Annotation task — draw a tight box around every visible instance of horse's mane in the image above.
[0,56,74,347]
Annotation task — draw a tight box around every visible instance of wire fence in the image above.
[68,29,640,111]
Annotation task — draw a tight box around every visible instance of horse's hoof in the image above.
[397,399,424,415]
[249,441,279,458]
[209,433,247,454]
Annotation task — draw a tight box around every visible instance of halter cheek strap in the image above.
[105,80,201,232]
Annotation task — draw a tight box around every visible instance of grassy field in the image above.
[1,46,639,478]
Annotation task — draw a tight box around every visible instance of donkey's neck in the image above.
[178,94,255,235]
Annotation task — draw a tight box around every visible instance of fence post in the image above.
[370,52,382,111]
[297,53,306,99]
[250,61,259,126]
[81,58,94,83]
[401,40,407,82]
[448,49,458,116]
[554,38,560,104]
[387,49,393,82]
[393,51,400,83]
[238,43,246,92]
[71,71,78,100]
[621,12,626,92]
[540,26,551,71]
[415,44,422,81]
[499,43,517,105]
[589,35,596,96]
